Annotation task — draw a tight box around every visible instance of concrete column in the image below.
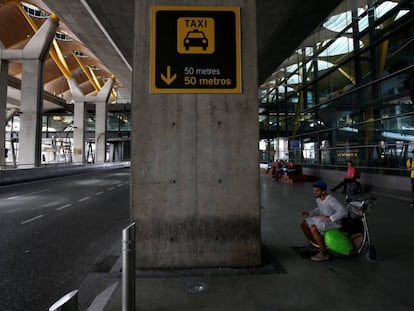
[68,76,114,164]
[95,101,107,163]
[132,1,260,268]
[68,78,86,164]
[19,59,43,167]
[0,15,58,168]
[73,100,86,164]
[94,77,115,163]
[0,59,8,167]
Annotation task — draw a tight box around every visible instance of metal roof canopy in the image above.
[1,0,342,109]
[41,0,342,89]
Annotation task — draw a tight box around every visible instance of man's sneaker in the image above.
[310,251,330,262]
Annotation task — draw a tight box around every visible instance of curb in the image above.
[87,282,119,311]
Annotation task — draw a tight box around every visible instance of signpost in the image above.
[151,6,241,93]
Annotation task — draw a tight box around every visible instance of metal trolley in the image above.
[342,195,378,261]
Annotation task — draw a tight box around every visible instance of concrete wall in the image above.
[131,0,261,268]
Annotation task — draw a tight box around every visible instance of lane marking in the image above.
[107,187,115,191]
[78,196,91,202]
[20,214,44,225]
[56,204,72,211]
[116,184,123,187]
[7,189,50,200]
[95,191,105,196]
[42,202,61,208]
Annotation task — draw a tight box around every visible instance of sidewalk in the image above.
[80,173,414,310]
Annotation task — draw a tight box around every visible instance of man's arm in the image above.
[308,206,320,217]
[327,196,348,222]
[301,206,319,217]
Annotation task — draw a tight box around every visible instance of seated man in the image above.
[286,161,298,176]
[274,160,287,181]
[300,180,348,261]
[330,160,358,194]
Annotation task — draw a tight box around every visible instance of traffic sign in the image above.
[151,6,241,93]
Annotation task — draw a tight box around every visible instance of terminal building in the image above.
[1,0,413,192]
[1,0,414,309]
[259,0,414,196]
[0,0,413,280]
[1,0,413,263]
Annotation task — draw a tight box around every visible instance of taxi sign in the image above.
[151,6,241,93]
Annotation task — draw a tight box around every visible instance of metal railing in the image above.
[122,222,136,311]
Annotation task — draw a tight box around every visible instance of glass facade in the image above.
[259,0,414,176]
[4,110,131,166]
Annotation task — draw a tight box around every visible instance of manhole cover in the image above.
[188,282,208,293]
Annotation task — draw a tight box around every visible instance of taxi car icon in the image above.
[184,29,208,51]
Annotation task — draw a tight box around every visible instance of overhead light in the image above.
[21,2,49,19]
[74,50,89,58]
[55,31,72,41]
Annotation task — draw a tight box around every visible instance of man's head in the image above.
[347,160,353,166]
[313,180,327,198]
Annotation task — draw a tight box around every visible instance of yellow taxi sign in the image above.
[151,6,241,94]
[177,17,215,54]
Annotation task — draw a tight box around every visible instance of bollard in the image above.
[48,289,78,311]
[122,222,136,311]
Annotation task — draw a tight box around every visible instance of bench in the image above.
[280,164,307,183]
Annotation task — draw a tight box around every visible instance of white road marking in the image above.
[107,187,115,191]
[20,214,44,225]
[116,184,123,187]
[95,191,105,196]
[42,201,61,208]
[55,204,72,211]
[7,189,50,200]
[78,196,91,202]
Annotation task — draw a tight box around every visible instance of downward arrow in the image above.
[161,66,177,85]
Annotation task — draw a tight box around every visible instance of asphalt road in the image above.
[0,167,130,311]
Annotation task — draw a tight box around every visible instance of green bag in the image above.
[323,228,353,255]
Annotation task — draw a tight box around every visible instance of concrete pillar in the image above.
[68,78,86,164]
[68,76,114,164]
[132,1,260,268]
[73,100,86,164]
[0,59,8,167]
[95,101,107,163]
[0,15,58,168]
[94,77,115,163]
[19,59,44,167]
